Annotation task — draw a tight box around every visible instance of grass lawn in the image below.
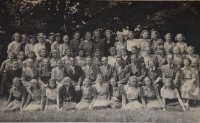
[0,96,200,122]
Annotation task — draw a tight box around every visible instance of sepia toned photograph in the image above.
[0,0,200,122]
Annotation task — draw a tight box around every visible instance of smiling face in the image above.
[142,32,148,39]
[13,79,20,88]
[110,79,117,87]
[66,49,71,56]
[28,52,35,59]
[102,57,108,66]
[44,60,49,68]
[86,57,92,66]
[79,50,84,57]
[165,34,171,42]
[9,53,15,61]
[151,32,157,39]
[38,37,45,43]
[30,38,36,44]
[56,36,61,42]
[165,79,172,88]
[41,50,46,57]
[129,77,137,87]
[144,77,151,87]
[74,33,80,40]
[57,61,62,68]
[106,31,111,38]
[121,50,126,57]
[131,55,137,63]
[173,47,179,55]
[110,50,115,56]
[118,35,123,42]
[49,35,55,41]
[97,76,103,85]
[94,31,100,38]
[148,60,154,68]
[128,32,134,40]
[49,80,55,89]
[85,33,92,41]
[63,36,69,44]
[52,51,58,58]
[19,52,25,60]
[13,61,19,69]
[131,47,137,54]
[176,34,183,42]
[187,48,194,55]
[183,59,190,67]
[145,47,151,55]
[15,33,20,42]
[167,55,173,65]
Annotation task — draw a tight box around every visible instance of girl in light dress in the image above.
[140,77,164,110]
[51,60,65,85]
[126,31,140,56]
[175,33,187,55]
[161,78,186,112]
[180,57,199,108]
[59,35,69,58]
[107,47,117,67]
[92,75,110,109]
[61,48,73,67]
[7,33,21,57]
[164,33,176,54]
[0,77,27,112]
[45,79,58,110]
[25,35,37,57]
[138,30,151,56]
[23,79,44,111]
[114,34,126,55]
[75,48,86,68]
[121,76,143,110]
[173,46,183,68]
[75,78,94,110]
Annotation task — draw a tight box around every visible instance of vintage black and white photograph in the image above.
[0,0,200,122]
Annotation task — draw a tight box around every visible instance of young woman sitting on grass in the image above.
[0,77,27,112]
[75,78,94,110]
[106,77,122,109]
[140,76,164,110]
[23,79,44,111]
[57,77,75,111]
[161,78,186,112]
[45,79,58,110]
[121,76,143,110]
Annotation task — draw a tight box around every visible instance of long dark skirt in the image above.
[165,99,183,112]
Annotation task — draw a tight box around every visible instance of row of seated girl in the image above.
[0,75,187,112]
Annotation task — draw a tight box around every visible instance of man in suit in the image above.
[82,56,100,84]
[114,56,130,86]
[65,57,83,103]
[99,57,115,83]
[128,54,146,87]
[161,54,180,87]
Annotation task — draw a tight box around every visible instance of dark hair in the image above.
[48,79,57,89]
[183,57,192,66]
[143,76,153,87]
[73,31,80,40]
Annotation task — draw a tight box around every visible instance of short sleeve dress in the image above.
[140,86,162,109]
[160,87,183,111]
[123,85,143,110]
[92,83,109,109]
[46,88,58,110]
[75,86,93,110]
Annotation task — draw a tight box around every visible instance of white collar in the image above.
[150,66,155,71]
[122,55,128,60]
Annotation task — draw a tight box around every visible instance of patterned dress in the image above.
[75,86,93,110]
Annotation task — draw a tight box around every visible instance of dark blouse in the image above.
[104,37,116,57]
[58,86,75,107]
[38,67,52,84]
